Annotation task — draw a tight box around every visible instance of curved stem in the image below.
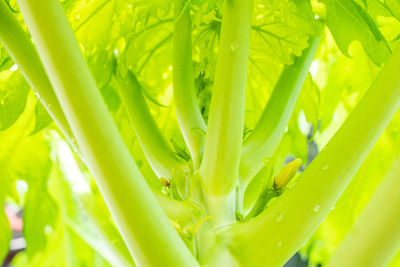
[239,37,320,186]
[115,72,186,180]
[327,157,400,267]
[173,0,206,169]
[0,1,72,141]
[200,0,253,198]
[224,44,400,267]
[16,1,199,266]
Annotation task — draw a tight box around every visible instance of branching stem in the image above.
[16,1,199,266]
[173,0,207,169]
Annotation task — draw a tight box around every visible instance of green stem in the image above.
[173,0,206,169]
[224,44,400,267]
[327,157,400,267]
[115,72,186,180]
[245,189,279,220]
[16,1,199,266]
[239,37,320,186]
[200,0,253,199]
[53,135,135,267]
[0,1,72,141]
[154,192,204,225]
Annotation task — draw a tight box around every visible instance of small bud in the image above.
[160,177,170,187]
[274,158,302,189]
[235,210,244,222]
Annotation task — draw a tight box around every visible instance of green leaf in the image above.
[5,129,57,257]
[0,71,29,130]
[30,100,53,135]
[385,0,400,21]
[23,187,57,257]
[0,200,11,263]
[321,0,391,66]
[298,74,320,134]
[0,93,37,203]
[0,46,13,71]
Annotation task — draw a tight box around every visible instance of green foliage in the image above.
[322,0,391,65]
[30,101,53,135]
[0,71,29,130]
[0,0,400,266]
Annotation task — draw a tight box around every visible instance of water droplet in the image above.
[322,164,329,170]
[79,44,85,55]
[75,14,81,20]
[47,104,52,110]
[69,138,79,153]
[10,64,18,71]
[44,225,53,234]
[313,205,320,213]
[277,240,282,247]
[275,212,283,222]
[284,126,289,133]
[113,48,119,57]
[230,43,239,52]
[162,72,169,79]
[127,4,132,8]
[287,180,297,189]
[115,37,127,55]
[72,145,79,153]
[34,92,41,100]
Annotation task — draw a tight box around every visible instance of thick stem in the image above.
[327,157,400,267]
[200,0,253,198]
[53,136,135,267]
[173,0,206,169]
[239,37,320,186]
[0,1,72,141]
[224,44,400,267]
[16,1,199,266]
[115,72,186,180]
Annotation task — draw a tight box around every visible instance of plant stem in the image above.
[115,72,186,180]
[327,157,400,267]
[0,1,72,141]
[224,44,400,267]
[173,0,206,169]
[16,1,199,266]
[53,136,135,267]
[200,0,253,199]
[239,37,319,186]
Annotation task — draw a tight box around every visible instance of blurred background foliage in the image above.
[0,0,400,266]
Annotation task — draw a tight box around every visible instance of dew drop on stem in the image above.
[230,43,239,52]
[322,164,329,170]
[313,205,320,213]
[69,137,79,154]
[275,212,283,222]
